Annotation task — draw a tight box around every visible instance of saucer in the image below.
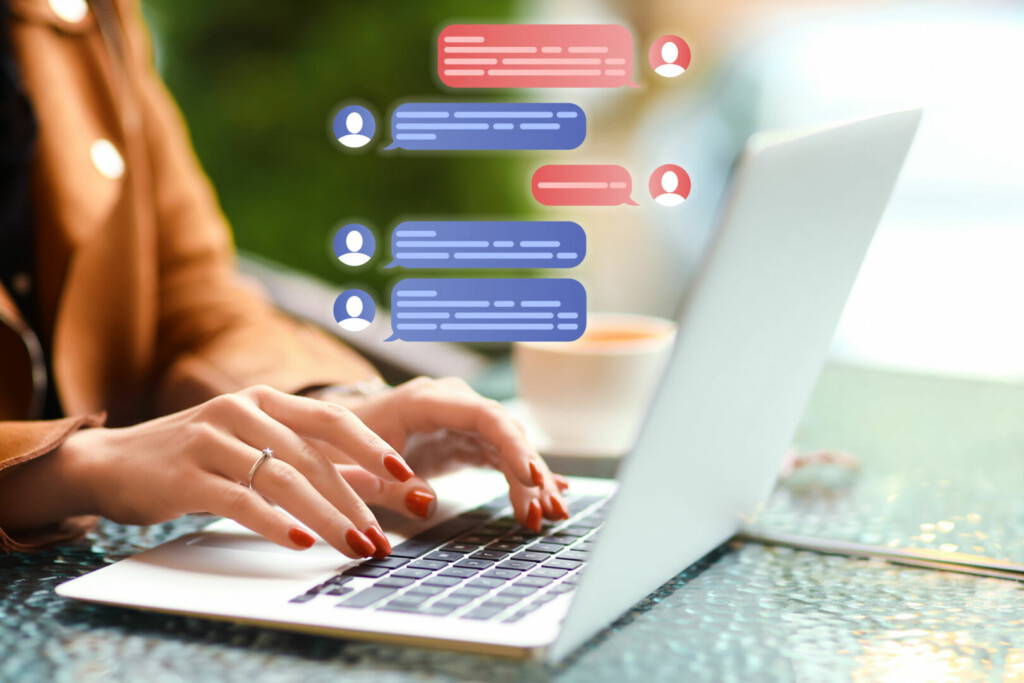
[501,399,629,460]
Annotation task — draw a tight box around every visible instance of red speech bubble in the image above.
[438,24,636,88]
[531,164,637,206]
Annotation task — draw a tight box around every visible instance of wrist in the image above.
[54,426,111,517]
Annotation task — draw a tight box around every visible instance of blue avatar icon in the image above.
[332,223,376,267]
[333,105,376,149]
[333,289,376,332]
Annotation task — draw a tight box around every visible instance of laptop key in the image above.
[558,526,592,537]
[571,517,603,529]
[408,560,447,571]
[457,535,497,546]
[531,567,568,580]
[387,539,438,559]
[558,550,588,562]
[542,535,576,546]
[324,586,354,597]
[467,577,504,590]
[544,559,583,571]
[362,556,408,569]
[567,495,603,514]
[288,593,317,604]
[392,568,431,580]
[500,585,539,598]
[390,515,482,558]
[338,587,396,608]
[488,542,522,553]
[453,558,494,570]
[342,565,389,579]
[496,560,534,572]
[549,583,575,594]
[528,543,562,554]
[434,596,473,609]
[482,569,519,581]
[462,605,505,620]
[382,593,430,609]
[449,586,488,599]
[423,575,462,587]
[515,577,552,588]
[470,550,507,561]
[503,534,534,544]
[511,551,548,563]
[424,551,463,563]
[440,543,478,554]
[439,567,477,579]
[407,584,446,596]
[482,595,519,607]
[374,577,415,589]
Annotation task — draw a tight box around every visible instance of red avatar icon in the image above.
[648,35,691,78]
[649,164,691,207]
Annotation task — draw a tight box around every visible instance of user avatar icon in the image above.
[649,164,692,207]
[333,290,376,332]
[333,105,376,149]
[648,35,691,78]
[332,223,375,267]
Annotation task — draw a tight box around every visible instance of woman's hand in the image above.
[55,385,420,558]
[319,377,570,532]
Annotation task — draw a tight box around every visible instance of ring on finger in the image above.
[246,447,275,489]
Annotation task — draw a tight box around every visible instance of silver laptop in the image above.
[56,109,920,662]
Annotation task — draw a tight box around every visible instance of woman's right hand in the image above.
[59,385,417,558]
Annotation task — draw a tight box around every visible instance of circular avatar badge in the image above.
[332,223,376,267]
[649,164,692,207]
[648,35,692,78]
[333,289,376,332]
[332,104,376,149]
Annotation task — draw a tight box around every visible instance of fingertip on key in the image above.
[383,453,415,482]
[526,499,543,533]
[288,527,316,549]
[405,489,436,519]
[364,525,392,558]
[345,528,377,557]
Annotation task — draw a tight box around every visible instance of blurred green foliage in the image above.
[142,0,532,301]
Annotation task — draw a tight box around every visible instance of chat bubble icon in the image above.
[388,278,586,342]
[387,221,585,269]
[531,164,637,206]
[438,24,636,88]
[385,102,586,151]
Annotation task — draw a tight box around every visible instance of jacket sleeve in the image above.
[119,1,379,416]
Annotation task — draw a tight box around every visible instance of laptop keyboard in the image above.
[289,492,609,623]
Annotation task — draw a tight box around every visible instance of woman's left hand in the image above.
[316,377,569,532]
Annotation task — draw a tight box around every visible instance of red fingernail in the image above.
[526,499,542,533]
[363,525,391,559]
[383,453,415,482]
[405,489,435,519]
[529,461,544,488]
[288,527,316,549]
[345,528,377,557]
[554,474,570,491]
[549,494,569,520]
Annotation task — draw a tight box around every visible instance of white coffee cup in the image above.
[513,313,677,457]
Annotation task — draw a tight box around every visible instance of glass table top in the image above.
[3,363,1023,682]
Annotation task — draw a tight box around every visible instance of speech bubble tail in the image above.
[384,334,399,342]
[625,198,639,206]
[383,142,400,151]
[384,261,398,269]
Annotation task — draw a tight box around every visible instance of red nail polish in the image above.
[554,474,570,491]
[345,528,377,557]
[363,525,391,559]
[405,489,435,519]
[526,499,542,533]
[288,527,316,549]
[549,494,569,520]
[383,453,415,482]
[529,461,544,488]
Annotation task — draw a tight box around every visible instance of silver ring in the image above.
[247,448,274,489]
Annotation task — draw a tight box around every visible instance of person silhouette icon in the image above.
[649,164,692,207]
[333,289,375,332]
[648,35,691,79]
[332,223,375,267]
[332,105,376,149]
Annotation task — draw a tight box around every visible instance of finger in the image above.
[553,474,570,492]
[335,465,439,521]
[244,385,415,484]
[190,474,319,551]
[214,394,390,557]
[397,389,538,487]
[199,428,376,559]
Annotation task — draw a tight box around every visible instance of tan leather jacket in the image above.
[0,0,377,550]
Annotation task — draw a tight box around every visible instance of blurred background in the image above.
[143,0,1024,384]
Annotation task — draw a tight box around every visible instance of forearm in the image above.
[0,431,97,534]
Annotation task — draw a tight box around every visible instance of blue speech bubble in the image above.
[385,102,585,151]
[387,221,585,269]
[388,278,586,342]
